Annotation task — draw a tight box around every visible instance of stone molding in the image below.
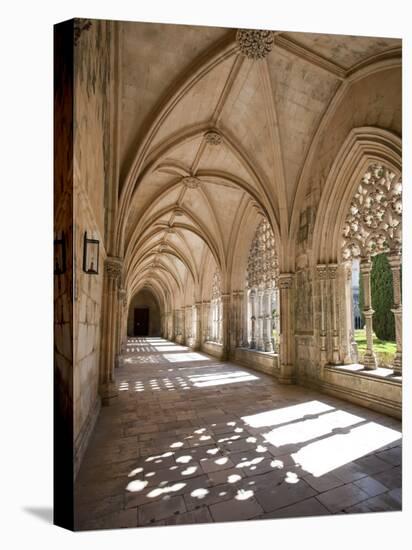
[237,29,274,60]
[278,273,294,289]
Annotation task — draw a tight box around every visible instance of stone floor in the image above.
[74,337,402,531]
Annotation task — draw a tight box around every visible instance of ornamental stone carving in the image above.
[246,218,278,290]
[182,176,200,189]
[204,130,222,146]
[104,257,122,280]
[278,275,294,289]
[237,29,274,60]
[316,265,328,280]
[342,163,402,260]
[212,270,222,301]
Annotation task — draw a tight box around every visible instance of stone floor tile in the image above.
[260,497,330,519]
[254,479,317,513]
[162,506,213,525]
[184,482,237,511]
[372,466,402,490]
[344,491,402,513]
[303,472,345,493]
[354,476,388,497]
[316,483,370,513]
[200,456,235,474]
[76,508,137,531]
[354,454,394,475]
[209,496,263,522]
[137,495,187,525]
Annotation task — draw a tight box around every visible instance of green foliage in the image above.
[371,254,395,341]
[359,253,395,341]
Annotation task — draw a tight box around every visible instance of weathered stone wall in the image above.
[73,19,113,475]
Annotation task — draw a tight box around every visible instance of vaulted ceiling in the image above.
[115,22,401,306]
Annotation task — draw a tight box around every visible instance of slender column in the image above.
[117,288,126,359]
[218,299,223,344]
[278,273,295,384]
[193,302,201,349]
[273,287,280,353]
[264,288,274,352]
[100,257,122,405]
[257,289,265,351]
[237,291,245,347]
[388,252,402,375]
[342,262,357,363]
[360,258,377,369]
[249,288,256,349]
[221,293,230,358]
[316,265,328,367]
[328,264,340,364]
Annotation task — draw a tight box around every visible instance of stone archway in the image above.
[127,289,161,337]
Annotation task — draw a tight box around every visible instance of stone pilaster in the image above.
[360,258,377,370]
[249,288,257,349]
[221,293,230,358]
[328,264,340,364]
[388,251,402,375]
[264,288,274,352]
[316,264,328,368]
[278,273,295,384]
[100,256,122,405]
[257,288,265,351]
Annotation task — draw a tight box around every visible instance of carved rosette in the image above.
[104,257,122,281]
[237,29,274,60]
[182,176,200,189]
[204,130,222,146]
[342,163,402,260]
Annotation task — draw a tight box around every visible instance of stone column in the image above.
[388,251,402,375]
[117,288,126,359]
[328,264,340,364]
[360,258,377,369]
[237,290,245,348]
[278,273,295,384]
[221,293,230,358]
[257,288,265,351]
[249,288,257,349]
[264,288,274,352]
[316,265,328,368]
[342,262,357,363]
[203,300,211,342]
[100,256,122,405]
[193,302,201,349]
[273,287,280,353]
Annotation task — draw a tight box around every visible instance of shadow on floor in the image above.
[23,506,53,524]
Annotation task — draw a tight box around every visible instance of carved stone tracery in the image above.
[342,163,402,260]
[247,218,278,290]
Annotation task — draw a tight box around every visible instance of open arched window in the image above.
[245,218,279,353]
[341,163,402,374]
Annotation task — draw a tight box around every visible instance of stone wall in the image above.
[72,19,113,475]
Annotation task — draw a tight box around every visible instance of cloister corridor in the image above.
[74,338,402,530]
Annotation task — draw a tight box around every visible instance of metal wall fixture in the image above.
[83,231,99,274]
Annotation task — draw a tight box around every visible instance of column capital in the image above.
[278,273,294,289]
[104,256,123,280]
[316,264,328,280]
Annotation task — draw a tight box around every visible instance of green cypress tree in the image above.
[370,253,395,341]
